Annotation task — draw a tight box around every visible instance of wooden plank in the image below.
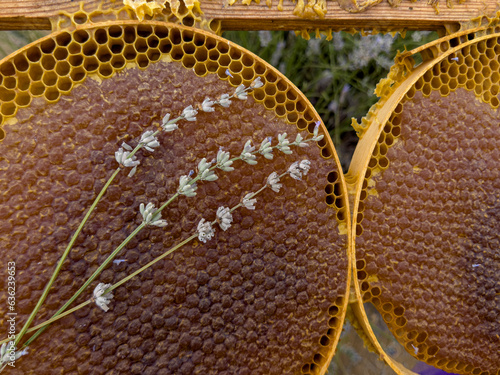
[0,0,496,32]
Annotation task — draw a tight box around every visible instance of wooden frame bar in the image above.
[0,0,496,31]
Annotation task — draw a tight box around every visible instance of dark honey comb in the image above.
[355,36,500,375]
[0,24,349,374]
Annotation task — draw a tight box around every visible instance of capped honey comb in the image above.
[350,26,500,375]
[0,22,350,374]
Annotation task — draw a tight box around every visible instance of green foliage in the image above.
[0,30,50,60]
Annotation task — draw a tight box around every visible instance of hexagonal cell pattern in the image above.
[354,32,500,375]
[0,23,349,374]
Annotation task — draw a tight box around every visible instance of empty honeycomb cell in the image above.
[181,54,196,69]
[98,63,113,78]
[97,45,112,63]
[54,46,69,61]
[229,60,242,74]
[147,35,159,49]
[135,38,148,53]
[13,55,29,73]
[16,74,30,91]
[83,56,99,72]
[70,66,86,82]
[29,81,45,96]
[146,48,161,63]
[41,55,56,70]
[93,28,108,45]
[0,102,15,116]
[55,60,71,77]
[67,41,82,55]
[68,54,84,67]
[44,86,60,102]
[0,61,15,77]
[0,86,15,102]
[123,44,137,61]
[57,77,72,92]
[73,11,88,25]
[0,22,348,375]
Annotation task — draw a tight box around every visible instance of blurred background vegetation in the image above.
[0,28,444,375]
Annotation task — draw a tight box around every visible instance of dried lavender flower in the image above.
[197,218,214,243]
[198,158,218,181]
[267,172,282,193]
[140,202,168,227]
[241,193,257,210]
[0,343,29,365]
[93,283,113,312]
[250,76,264,89]
[235,84,248,100]
[216,206,233,231]
[115,148,141,176]
[182,105,197,121]
[313,121,324,141]
[277,133,292,154]
[240,140,257,165]
[140,130,160,152]
[259,137,273,160]
[162,113,178,132]
[219,94,232,108]
[293,134,309,148]
[299,160,311,175]
[178,175,197,197]
[216,148,234,172]
[288,159,311,180]
[201,98,215,112]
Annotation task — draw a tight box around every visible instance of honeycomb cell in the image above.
[352,30,500,375]
[0,22,349,375]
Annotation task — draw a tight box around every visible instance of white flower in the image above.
[121,142,133,151]
[259,137,273,160]
[197,218,214,243]
[140,130,160,152]
[294,133,308,148]
[162,113,178,132]
[216,206,233,231]
[0,342,29,365]
[235,84,247,100]
[299,160,311,175]
[198,158,218,181]
[240,140,257,165]
[250,76,264,89]
[115,148,140,169]
[139,202,167,227]
[241,193,257,210]
[313,121,324,141]
[219,94,231,108]
[267,172,282,193]
[182,105,197,121]
[201,98,215,112]
[128,166,138,178]
[93,283,113,312]
[288,161,303,180]
[216,148,234,172]
[288,159,311,180]
[277,133,292,154]
[178,175,197,197]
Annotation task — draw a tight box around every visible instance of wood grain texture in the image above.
[0,0,496,31]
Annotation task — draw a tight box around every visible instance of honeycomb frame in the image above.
[0,21,351,375]
[348,24,500,375]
